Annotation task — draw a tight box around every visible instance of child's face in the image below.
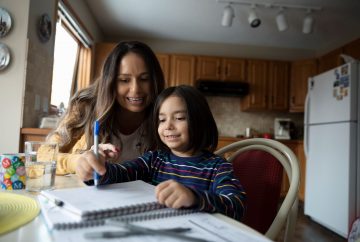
[158,95,192,157]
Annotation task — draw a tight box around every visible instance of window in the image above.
[51,21,78,108]
[50,0,93,110]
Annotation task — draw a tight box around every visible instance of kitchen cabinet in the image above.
[241,60,290,111]
[169,54,196,87]
[196,56,246,81]
[289,59,318,113]
[93,42,116,78]
[240,59,268,111]
[318,47,344,74]
[268,61,290,111]
[217,137,306,201]
[343,38,360,60]
[155,54,170,85]
[279,140,306,202]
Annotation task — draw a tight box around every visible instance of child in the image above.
[76,85,246,221]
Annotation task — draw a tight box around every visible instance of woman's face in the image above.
[157,95,192,157]
[116,52,152,113]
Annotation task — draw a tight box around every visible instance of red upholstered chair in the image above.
[215,138,300,242]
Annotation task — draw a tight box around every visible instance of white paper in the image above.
[51,213,272,242]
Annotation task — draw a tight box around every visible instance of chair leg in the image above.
[284,198,299,242]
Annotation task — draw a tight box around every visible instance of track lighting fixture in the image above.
[276,8,288,32]
[303,10,314,34]
[248,6,261,28]
[222,4,235,27]
[217,0,322,34]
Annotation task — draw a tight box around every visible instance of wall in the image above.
[22,0,57,128]
[0,0,30,153]
[207,96,304,138]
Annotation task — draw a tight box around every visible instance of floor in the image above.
[276,203,347,242]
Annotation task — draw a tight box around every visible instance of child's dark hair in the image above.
[153,85,218,154]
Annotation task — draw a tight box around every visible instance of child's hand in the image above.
[155,180,197,209]
[75,150,107,181]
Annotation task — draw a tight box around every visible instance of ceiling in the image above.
[85,0,360,52]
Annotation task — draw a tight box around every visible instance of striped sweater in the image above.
[99,150,246,221]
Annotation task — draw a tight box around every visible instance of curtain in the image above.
[70,46,92,95]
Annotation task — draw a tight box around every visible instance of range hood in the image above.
[196,80,249,97]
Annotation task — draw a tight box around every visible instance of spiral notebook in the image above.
[38,180,195,230]
[40,180,163,221]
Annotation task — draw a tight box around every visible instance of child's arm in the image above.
[192,161,246,221]
[98,151,156,185]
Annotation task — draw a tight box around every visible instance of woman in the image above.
[48,41,165,175]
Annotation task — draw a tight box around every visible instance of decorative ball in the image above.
[2,158,11,168]
[12,180,24,189]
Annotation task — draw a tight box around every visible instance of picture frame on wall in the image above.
[0,7,13,38]
[0,42,11,71]
[37,13,52,42]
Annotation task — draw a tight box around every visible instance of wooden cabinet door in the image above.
[169,55,196,87]
[318,48,344,73]
[222,58,246,81]
[268,61,290,111]
[156,54,170,86]
[241,60,268,111]
[93,43,116,78]
[289,59,318,113]
[297,142,306,202]
[343,38,360,60]
[196,56,221,80]
[279,141,306,202]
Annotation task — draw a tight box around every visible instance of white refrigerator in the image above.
[304,61,360,238]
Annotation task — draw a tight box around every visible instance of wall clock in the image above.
[0,8,12,38]
[38,14,52,42]
[0,42,11,71]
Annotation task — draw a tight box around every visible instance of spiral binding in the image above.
[54,206,197,230]
[82,201,165,221]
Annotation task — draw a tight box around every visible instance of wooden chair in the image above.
[215,138,300,242]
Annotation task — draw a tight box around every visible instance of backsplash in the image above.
[206,96,304,139]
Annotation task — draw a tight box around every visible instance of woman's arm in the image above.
[47,134,86,175]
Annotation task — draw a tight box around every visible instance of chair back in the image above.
[215,138,300,242]
[232,150,283,234]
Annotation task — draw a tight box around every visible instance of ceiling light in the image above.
[222,4,235,27]
[248,7,261,28]
[303,11,314,34]
[276,9,288,32]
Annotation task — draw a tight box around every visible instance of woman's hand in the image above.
[96,143,120,162]
[155,180,197,209]
[75,143,119,181]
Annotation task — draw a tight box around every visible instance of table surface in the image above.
[0,175,269,242]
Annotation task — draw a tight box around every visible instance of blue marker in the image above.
[93,120,100,186]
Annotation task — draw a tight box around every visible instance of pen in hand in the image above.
[93,120,101,186]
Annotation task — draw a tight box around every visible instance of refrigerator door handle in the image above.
[304,85,310,159]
